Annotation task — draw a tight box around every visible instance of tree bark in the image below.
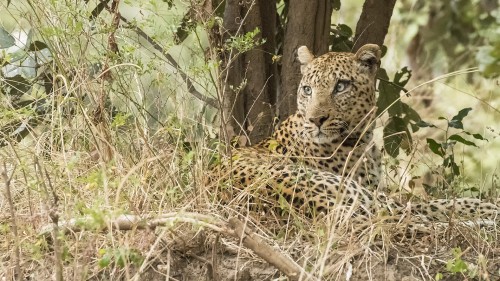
[279,0,332,120]
[259,0,278,116]
[353,0,397,52]
[220,0,245,145]
[240,0,276,144]
[220,0,277,145]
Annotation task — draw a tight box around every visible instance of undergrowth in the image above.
[1,1,499,281]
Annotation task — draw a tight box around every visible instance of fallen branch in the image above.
[38,212,228,236]
[38,212,316,280]
[228,217,317,281]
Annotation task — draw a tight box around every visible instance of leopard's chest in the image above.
[282,141,380,188]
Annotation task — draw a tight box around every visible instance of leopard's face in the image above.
[296,44,381,144]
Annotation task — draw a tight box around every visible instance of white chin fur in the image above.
[309,132,338,144]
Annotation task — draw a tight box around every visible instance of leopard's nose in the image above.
[309,115,329,127]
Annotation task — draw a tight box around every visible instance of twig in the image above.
[108,0,120,55]
[211,234,220,281]
[43,167,63,281]
[166,249,171,281]
[34,157,63,281]
[49,208,63,281]
[2,163,21,279]
[131,228,168,281]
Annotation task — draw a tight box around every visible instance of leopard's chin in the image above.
[309,131,342,144]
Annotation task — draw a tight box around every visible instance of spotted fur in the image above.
[209,44,499,223]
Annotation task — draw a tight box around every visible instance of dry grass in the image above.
[2,125,499,280]
[1,1,500,281]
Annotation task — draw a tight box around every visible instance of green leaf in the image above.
[268,139,279,151]
[376,67,389,80]
[451,161,460,176]
[4,75,32,96]
[111,112,130,128]
[402,103,421,122]
[464,131,487,141]
[332,0,341,11]
[426,138,444,157]
[336,24,352,37]
[27,41,48,51]
[448,134,477,147]
[98,254,111,268]
[446,248,468,273]
[380,45,388,58]
[415,120,435,128]
[0,28,15,48]
[377,68,403,116]
[449,108,472,129]
[448,119,463,129]
[393,66,412,88]
[472,133,486,140]
[468,186,480,193]
[161,0,174,8]
[446,257,468,273]
[383,117,407,158]
[330,40,352,52]
[116,251,125,267]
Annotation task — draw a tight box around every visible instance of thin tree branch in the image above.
[114,11,218,108]
[87,0,217,107]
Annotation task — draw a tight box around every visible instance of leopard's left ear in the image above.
[355,44,381,75]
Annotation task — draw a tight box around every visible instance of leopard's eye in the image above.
[303,86,312,96]
[334,80,351,94]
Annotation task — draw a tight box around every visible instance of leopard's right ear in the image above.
[297,46,314,74]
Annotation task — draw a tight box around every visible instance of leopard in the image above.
[208,44,499,224]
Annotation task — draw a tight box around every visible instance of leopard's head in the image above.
[296,44,381,144]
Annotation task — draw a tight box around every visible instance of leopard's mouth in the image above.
[306,122,349,143]
[303,119,349,143]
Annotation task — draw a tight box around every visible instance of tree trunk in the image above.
[240,0,277,144]
[353,0,397,52]
[279,0,332,120]
[220,0,245,145]
[220,0,277,145]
